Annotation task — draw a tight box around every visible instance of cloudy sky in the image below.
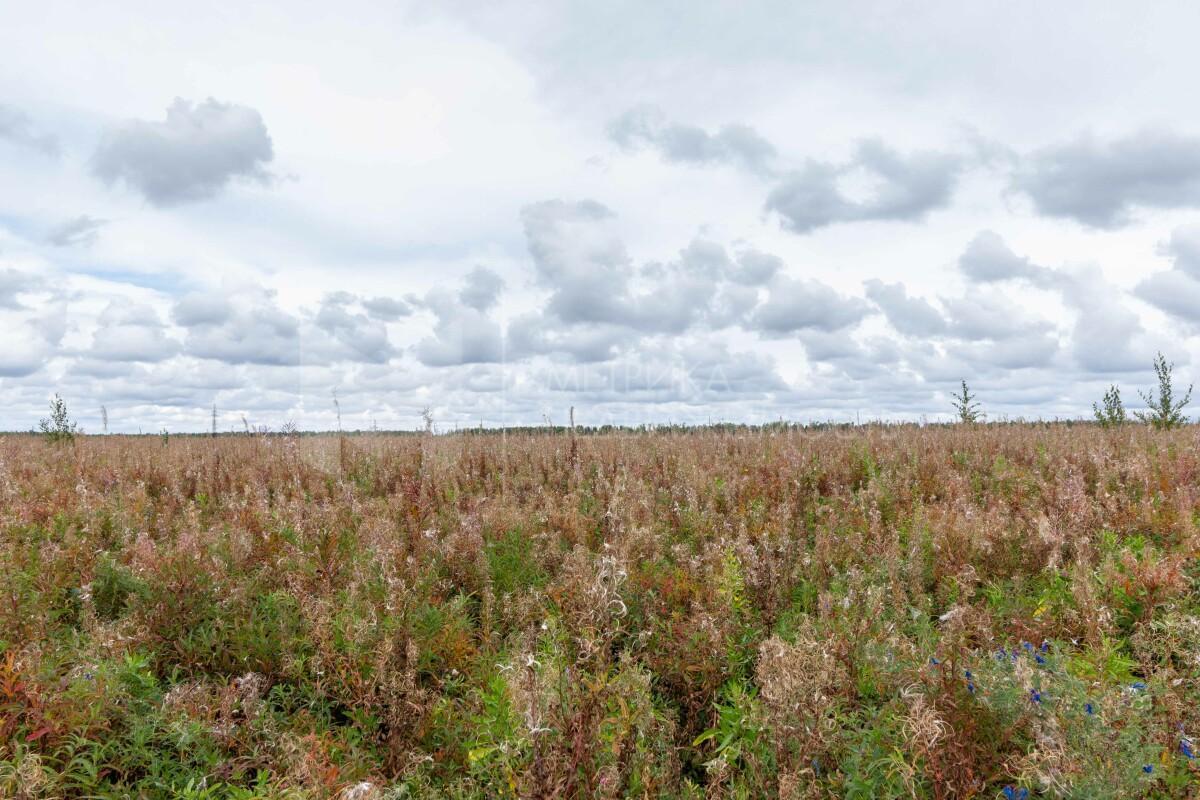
[4,1,1200,431]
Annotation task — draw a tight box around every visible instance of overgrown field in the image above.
[2,426,1199,798]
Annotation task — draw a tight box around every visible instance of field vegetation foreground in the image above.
[1,426,1199,798]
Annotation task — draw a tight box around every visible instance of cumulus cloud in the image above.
[751,276,870,335]
[0,337,49,377]
[957,231,1053,285]
[608,106,778,175]
[0,104,58,156]
[362,296,412,321]
[0,269,42,310]
[90,300,181,362]
[415,285,505,367]
[766,139,962,234]
[1012,130,1200,228]
[459,266,505,311]
[943,292,1052,342]
[314,294,395,363]
[92,98,274,205]
[518,200,738,346]
[864,279,946,337]
[1062,268,1160,372]
[727,248,782,286]
[948,333,1059,370]
[46,215,107,247]
[172,288,303,366]
[1134,224,1200,325]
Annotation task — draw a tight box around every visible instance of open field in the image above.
[1,426,1198,798]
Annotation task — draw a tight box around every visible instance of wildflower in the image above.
[1002,786,1029,800]
[1182,737,1195,759]
[996,648,1006,660]
[1142,764,1153,774]
[1130,681,1147,691]
[964,669,972,679]
[1085,702,1094,715]
[1022,641,1033,653]
[1030,688,1041,704]
[1040,640,1049,652]
[967,681,976,694]
[1034,654,1046,666]
[930,657,940,665]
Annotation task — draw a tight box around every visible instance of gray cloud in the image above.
[362,296,412,321]
[459,266,505,311]
[1012,130,1200,228]
[1134,270,1200,323]
[46,215,107,247]
[864,279,946,337]
[728,248,782,286]
[314,294,395,364]
[172,291,232,327]
[519,201,734,344]
[958,230,1052,284]
[174,289,302,366]
[415,286,504,367]
[0,104,58,156]
[948,333,1059,370]
[1134,224,1200,325]
[751,276,870,335]
[608,106,778,175]
[766,139,962,234]
[943,292,1052,342]
[1061,268,1159,372]
[90,300,181,363]
[0,269,42,310]
[92,98,274,205]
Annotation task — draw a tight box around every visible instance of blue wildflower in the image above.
[1034,654,1046,666]
[1040,640,1049,652]
[930,657,940,666]
[1130,681,1147,691]
[1030,688,1041,704]
[1085,702,1094,715]
[1002,786,1028,800]
[996,648,1007,661]
[1182,737,1195,759]
[964,669,972,679]
[967,681,976,694]
[1022,641,1033,652]
[1142,764,1153,774]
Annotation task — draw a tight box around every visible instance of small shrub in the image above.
[952,380,981,423]
[38,394,77,444]
[1093,385,1127,428]
[1135,352,1192,429]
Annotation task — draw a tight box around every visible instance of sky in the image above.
[4,1,1200,432]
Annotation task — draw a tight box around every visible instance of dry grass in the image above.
[0,425,1198,797]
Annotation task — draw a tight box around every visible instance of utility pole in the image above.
[211,403,217,438]
[100,405,108,434]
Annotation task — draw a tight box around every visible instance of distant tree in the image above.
[1135,352,1192,430]
[1093,385,1127,428]
[39,394,78,443]
[952,380,981,423]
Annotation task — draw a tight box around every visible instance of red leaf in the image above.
[26,725,52,742]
